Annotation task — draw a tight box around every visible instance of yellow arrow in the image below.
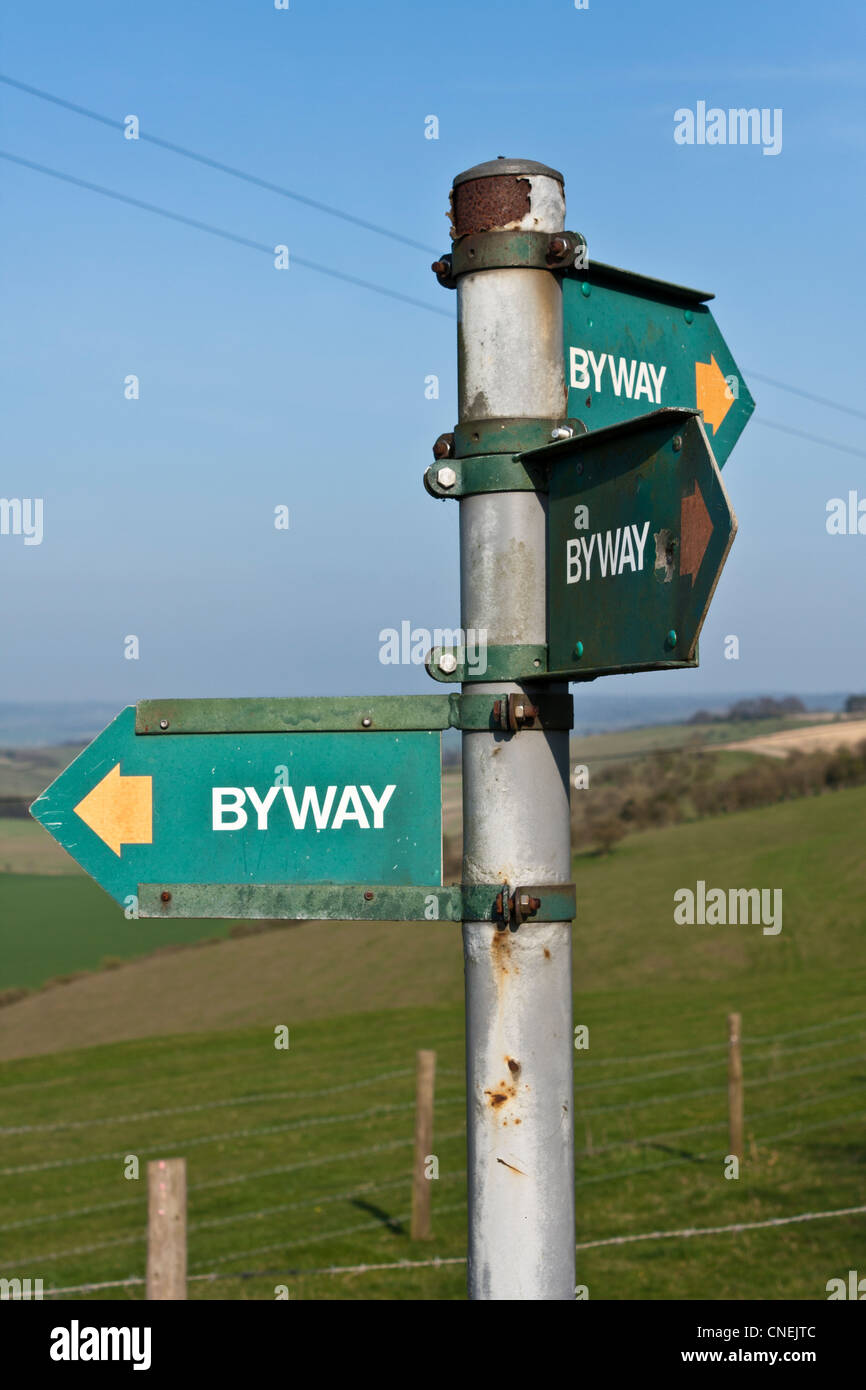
[695,354,734,434]
[74,764,152,857]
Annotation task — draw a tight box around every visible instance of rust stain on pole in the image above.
[453,175,532,237]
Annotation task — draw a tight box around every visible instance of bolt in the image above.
[684,309,694,324]
[431,259,450,276]
[550,426,573,441]
[159,719,169,730]
[513,700,539,726]
[161,891,172,903]
[574,640,584,658]
[438,652,458,675]
[581,282,591,298]
[361,716,372,728]
[546,235,569,263]
[364,890,374,901]
[665,629,678,649]
[673,435,683,452]
[432,433,453,460]
[437,466,457,489]
[575,462,584,475]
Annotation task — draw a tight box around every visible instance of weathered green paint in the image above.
[31,706,442,907]
[562,262,754,468]
[137,693,571,734]
[138,882,577,923]
[449,228,586,277]
[424,451,553,499]
[138,694,456,734]
[543,408,736,679]
[453,416,583,458]
[425,643,548,684]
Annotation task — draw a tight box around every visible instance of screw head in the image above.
[160,891,172,903]
[361,716,372,728]
[364,890,374,901]
[672,435,683,452]
[438,652,458,675]
[684,309,694,324]
[159,718,169,730]
[574,640,584,658]
[581,282,591,297]
[665,629,678,649]
[437,466,457,489]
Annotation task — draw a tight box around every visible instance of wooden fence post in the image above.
[411,1050,436,1240]
[147,1158,187,1299]
[727,1012,743,1162]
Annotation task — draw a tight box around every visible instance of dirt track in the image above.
[725,719,866,760]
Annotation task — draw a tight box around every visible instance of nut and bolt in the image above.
[432,433,454,461]
[361,716,372,728]
[546,236,569,263]
[438,652,458,675]
[431,259,449,276]
[519,894,541,913]
[673,435,683,452]
[550,426,573,441]
[161,891,172,903]
[437,466,457,489]
[364,890,374,901]
[159,719,169,730]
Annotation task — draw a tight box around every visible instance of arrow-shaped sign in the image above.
[30,705,442,908]
[562,262,754,468]
[540,407,737,678]
[74,764,152,856]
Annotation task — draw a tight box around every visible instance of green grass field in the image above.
[0,787,863,1299]
[0,873,231,992]
[0,976,863,1301]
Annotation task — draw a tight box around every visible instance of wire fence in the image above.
[1,1016,863,1295]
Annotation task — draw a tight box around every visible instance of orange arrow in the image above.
[680,481,713,586]
[74,764,152,857]
[695,354,734,434]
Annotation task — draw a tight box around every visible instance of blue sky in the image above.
[1,0,864,706]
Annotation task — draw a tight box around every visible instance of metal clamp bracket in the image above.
[433,230,588,286]
[426,645,549,684]
[136,692,570,735]
[139,881,577,925]
[425,451,551,499]
[450,416,586,459]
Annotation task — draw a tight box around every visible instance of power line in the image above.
[754,417,866,460]
[0,73,440,255]
[4,76,863,439]
[745,369,866,423]
[0,150,452,321]
[0,153,860,456]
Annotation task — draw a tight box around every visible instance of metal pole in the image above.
[450,158,575,1300]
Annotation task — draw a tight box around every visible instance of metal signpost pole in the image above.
[446,159,576,1300]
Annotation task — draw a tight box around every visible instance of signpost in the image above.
[562,261,754,468]
[31,156,753,1302]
